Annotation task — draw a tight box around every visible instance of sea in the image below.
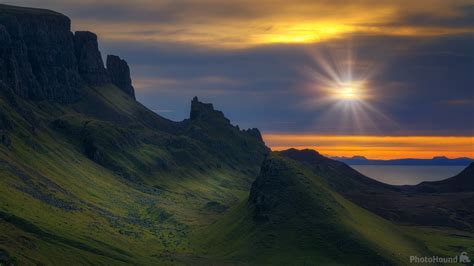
[350,165,468,186]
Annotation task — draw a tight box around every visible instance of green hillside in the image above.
[0,84,268,265]
[196,154,435,265]
[279,149,474,232]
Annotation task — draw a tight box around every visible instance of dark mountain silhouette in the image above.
[415,162,474,192]
[334,155,473,165]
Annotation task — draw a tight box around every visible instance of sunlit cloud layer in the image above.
[9,0,474,48]
[73,1,474,48]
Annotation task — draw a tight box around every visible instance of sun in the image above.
[334,81,364,101]
[300,44,398,134]
[339,86,357,100]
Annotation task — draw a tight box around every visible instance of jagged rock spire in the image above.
[190,96,230,123]
[106,55,135,99]
[74,31,109,86]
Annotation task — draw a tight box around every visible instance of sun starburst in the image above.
[299,42,398,134]
[331,81,367,101]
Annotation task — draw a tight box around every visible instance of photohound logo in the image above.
[460,251,471,264]
[410,251,472,264]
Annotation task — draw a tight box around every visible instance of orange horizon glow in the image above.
[264,134,474,160]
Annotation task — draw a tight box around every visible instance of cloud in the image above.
[441,99,474,106]
[7,0,474,48]
[134,76,242,92]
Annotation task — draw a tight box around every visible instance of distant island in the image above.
[332,156,473,166]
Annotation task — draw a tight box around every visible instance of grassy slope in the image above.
[403,226,474,259]
[195,154,473,265]
[0,84,266,264]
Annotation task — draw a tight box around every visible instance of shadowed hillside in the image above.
[0,84,269,264]
[196,153,422,264]
[279,149,474,231]
[415,163,474,192]
[195,151,474,264]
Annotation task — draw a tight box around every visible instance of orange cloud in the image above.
[264,134,474,159]
[67,0,474,49]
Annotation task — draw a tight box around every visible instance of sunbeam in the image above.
[300,42,399,134]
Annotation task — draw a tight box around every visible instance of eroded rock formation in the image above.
[107,55,135,99]
[0,5,82,102]
[0,4,135,103]
[74,31,109,86]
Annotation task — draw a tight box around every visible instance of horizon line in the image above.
[264,134,474,160]
[271,147,474,161]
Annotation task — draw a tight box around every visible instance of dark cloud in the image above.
[394,4,474,28]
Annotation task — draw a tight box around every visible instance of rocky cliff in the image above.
[190,96,230,123]
[0,5,82,102]
[107,55,135,99]
[189,96,264,141]
[74,31,109,86]
[0,4,135,102]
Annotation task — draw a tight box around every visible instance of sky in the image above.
[7,0,474,159]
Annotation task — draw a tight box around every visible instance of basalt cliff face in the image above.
[0,4,135,102]
[107,55,135,99]
[74,31,109,87]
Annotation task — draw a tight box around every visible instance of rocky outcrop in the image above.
[244,128,263,142]
[0,4,82,102]
[190,97,230,123]
[189,96,268,146]
[248,156,294,223]
[0,4,136,103]
[107,55,135,99]
[74,31,109,86]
